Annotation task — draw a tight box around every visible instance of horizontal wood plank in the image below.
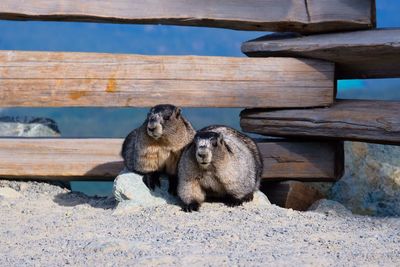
[0,0,375,33]
[0,139,123,179]
[0,50,334,108]
[0,138,343,181]
[242,28,399,79]
[241,100,400,145]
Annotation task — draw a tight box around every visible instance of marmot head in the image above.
[146,104,182,140]
[193,131,232,169]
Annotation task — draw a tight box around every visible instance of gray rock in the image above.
[308,199,352,217]
[307,182,335,197]
[0,116,60,137]
[331,142,400,216]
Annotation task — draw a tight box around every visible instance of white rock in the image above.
[246,190,271,206]
[113,170,179,213]
[0,187,21,199]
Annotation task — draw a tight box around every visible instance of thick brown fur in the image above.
[121,104,195,195]
[177,125,263,212]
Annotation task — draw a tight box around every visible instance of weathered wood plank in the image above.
[0,138,343,181]
[258,140,344,181]
[261,181,324,211]
[0,50,334,108]
[0,0,375,33]
[241,100,400,145]
[0,138,123,180]
[242,28,399,79]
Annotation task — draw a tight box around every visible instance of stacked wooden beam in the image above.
[0,51,334,108]
[241,100,400,145]
[240,0,400,209]
[0,0,375,33]
[0,0,388,210]
[0,139,343,182]
[242,29,400,79]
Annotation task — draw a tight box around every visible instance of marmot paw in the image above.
[143,173,161,190]
[168,187,178,196]
[167,176,178,196]
[242,193,254,202]
[182,202,200,212]
[224,195,244,207]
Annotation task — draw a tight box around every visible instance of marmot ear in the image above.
[175,107,182,118]
[224,142,234,154]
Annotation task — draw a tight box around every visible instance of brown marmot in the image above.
[121,104,195,195]
[177,125,263,212]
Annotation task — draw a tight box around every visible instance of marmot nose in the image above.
[148,127,155,132]
[197,152,207,159]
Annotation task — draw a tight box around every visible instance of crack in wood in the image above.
[265,156,305,164]
[304,0,311,23]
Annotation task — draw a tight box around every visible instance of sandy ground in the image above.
[1,181,399,267]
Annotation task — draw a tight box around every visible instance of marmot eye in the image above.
[163,115,170,121]
[212,139,218,147]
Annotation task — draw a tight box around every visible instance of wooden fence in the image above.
[1,0,398,208]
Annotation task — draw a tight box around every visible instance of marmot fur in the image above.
[121,104,195,195]
[177,125,263,212]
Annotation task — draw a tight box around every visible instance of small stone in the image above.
[246,190,271,206]
[0,187,21,199]
[308,199,352,217]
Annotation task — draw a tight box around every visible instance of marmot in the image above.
[177,125,263,212]
[121,104,195,195]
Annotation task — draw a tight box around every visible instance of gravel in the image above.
[1,180,399,266]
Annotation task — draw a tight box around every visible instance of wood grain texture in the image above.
[0,138,343,181]
[0,0,375,33]
[0,138,123,180]
[241,100,400,145]
[0,50,334,108]
[258,140,344,181]
[261,181,324,211]
[242,28,399,79]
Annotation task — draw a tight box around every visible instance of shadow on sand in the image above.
[53,191,116,210]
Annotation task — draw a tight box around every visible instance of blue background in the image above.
[0,0,398,195]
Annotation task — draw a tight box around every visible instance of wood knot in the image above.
[106,78,117,93]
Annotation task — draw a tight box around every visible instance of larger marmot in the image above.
[177,125,263,212]
[121,104,195,195]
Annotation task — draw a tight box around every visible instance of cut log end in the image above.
[261,181,326,211]
[242,28,400,79]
